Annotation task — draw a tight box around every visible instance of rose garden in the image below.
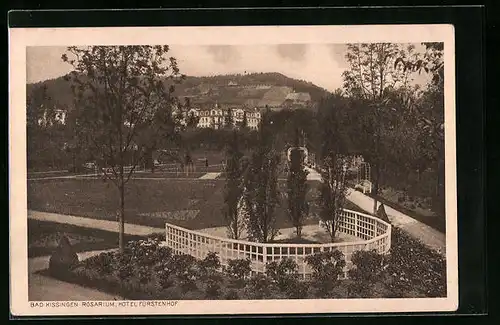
[27,44,447,300]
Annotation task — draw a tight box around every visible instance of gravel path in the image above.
[346,188,446,256]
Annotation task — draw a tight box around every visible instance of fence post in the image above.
[262,244,267,273]
[354,213,359,238]
[387,224,392,253]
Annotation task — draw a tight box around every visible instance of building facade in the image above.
[179,103,262,130]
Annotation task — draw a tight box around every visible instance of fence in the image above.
[164,209,391,279]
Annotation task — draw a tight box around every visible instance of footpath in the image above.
[346,189,446,256]
[305,166,445,255]
[28,211,164,236]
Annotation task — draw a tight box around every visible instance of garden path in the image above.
[304,166,446,256]
[305,166,322,181]
[28,211,165,236]
[346,188,446,256]
[198,172,222,180]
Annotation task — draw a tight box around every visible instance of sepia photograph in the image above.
[10,25,457,315]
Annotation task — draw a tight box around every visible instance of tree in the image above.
[286,128,309,238]
[186,111,200,129]
[224,106,234,129]
[243,109,280,242]
[342,43,416,214]
[319,153,349,242]
[316,96,350,242]
[27,84,69,169]
[394,42,445,214]
[241,110,248,129]
[223,130,246,239]
[62,45,182,252]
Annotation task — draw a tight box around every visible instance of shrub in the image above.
[114,253,134,280]
[244,273,273,299]
[347,250,386,297]
[225,258,252,288]
[83,252,115,275]
[48,235,79,277]
[125,238,162,267]
[305,250,346,297]
[224,289,240,300]
[198,252,221,280]
[137,265,152,284]
[153,255,175,289]
[204,274,223,299]
[284,279,310,299]
[172,254,199,292]
[265,258,300,292]
[386,228,446,297]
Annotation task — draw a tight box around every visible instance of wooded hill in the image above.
[27,72,331,110]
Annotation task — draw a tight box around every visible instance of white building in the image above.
[195,103,261,130]
[37,108,67,126]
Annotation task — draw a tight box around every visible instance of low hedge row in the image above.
[47,226,447,299]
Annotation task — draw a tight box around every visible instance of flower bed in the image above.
[46,227,446,299]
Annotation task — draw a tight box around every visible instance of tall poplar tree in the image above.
[223,130,246,239]
[243,108,280,242]
[286,128,309,238]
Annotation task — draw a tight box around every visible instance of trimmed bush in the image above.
[376,204,390,223]
[48,235,79,277]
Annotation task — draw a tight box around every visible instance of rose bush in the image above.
[305,250,346,297]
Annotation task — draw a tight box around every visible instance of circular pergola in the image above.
[163,208,391,280]
[286,146,308,164]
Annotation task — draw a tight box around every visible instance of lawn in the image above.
[28,178,367,231]
[28,219,144,258]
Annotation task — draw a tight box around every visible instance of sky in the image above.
[26,44,429,92]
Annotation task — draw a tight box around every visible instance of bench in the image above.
[355,180,372,194]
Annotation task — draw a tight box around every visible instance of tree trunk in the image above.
[118,180,125,253]
[372,164,380,216]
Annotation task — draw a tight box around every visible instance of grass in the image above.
[28,178,367,231]
[28,219,145,258]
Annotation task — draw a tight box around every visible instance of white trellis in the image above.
[163,208,391,280]
[356,162,372,194]
[287,146,308,164]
